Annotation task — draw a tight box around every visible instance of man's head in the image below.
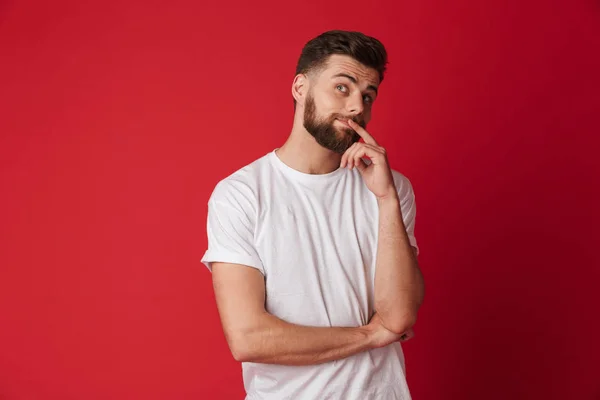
[292,30,388,154]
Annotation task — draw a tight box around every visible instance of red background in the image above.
[1,0,599,399]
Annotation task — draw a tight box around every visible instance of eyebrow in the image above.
[332,73,379,95]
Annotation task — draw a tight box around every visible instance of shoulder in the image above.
[390,169,416,201]
[208,152,272,212]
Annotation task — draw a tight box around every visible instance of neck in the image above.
[275,113,342,175]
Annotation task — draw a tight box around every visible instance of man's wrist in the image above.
[358,324,378,350]
[376,189,400,208]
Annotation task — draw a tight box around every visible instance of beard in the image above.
[303,92,366,154]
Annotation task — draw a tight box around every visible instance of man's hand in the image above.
[365,312,415,348]
[340,119,396,201]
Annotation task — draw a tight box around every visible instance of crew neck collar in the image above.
[269,149,346,183]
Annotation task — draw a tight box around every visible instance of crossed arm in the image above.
[210,195,424,366]
[212,262,377,366]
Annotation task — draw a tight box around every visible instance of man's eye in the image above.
[364,95,373,104]
[336,84,347,92]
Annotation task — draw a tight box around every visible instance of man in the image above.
[201,30,425,399]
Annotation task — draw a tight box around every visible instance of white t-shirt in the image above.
[201,149,419,400]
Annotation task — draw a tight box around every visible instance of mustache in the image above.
[333,115,366,127]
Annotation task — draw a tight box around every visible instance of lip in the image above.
[335,118,351,128]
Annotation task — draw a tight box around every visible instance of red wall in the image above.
[1,1,599,399]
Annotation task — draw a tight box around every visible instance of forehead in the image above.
[318,54,380,87]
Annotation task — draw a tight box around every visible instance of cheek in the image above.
[314,89,341,110]
[311,103,332,120]
[321,98,345,119]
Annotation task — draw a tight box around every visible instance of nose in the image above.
[346,91,364,117]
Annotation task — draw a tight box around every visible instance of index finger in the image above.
[348,119,378,145]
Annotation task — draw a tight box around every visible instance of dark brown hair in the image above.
[294,30,388,107]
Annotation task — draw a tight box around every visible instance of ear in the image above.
[291,73,308,106]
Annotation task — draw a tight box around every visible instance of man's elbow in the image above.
[224,312,271,363]
[226,331,255,362]
[231,345,251,363]
[228,322,271,363]
[383,311,418,335]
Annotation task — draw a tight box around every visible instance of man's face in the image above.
[302,54,380,154]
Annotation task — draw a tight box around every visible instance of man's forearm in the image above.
[232,311,373,366]
[374,193,425,333]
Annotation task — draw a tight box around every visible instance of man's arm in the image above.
[211,262,401,366]
[340,119,425,336]
[373,193,425,334]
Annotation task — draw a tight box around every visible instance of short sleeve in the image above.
[200,183,265,274]
[393,171,419,256]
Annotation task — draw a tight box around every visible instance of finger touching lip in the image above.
[335,118,351,128]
